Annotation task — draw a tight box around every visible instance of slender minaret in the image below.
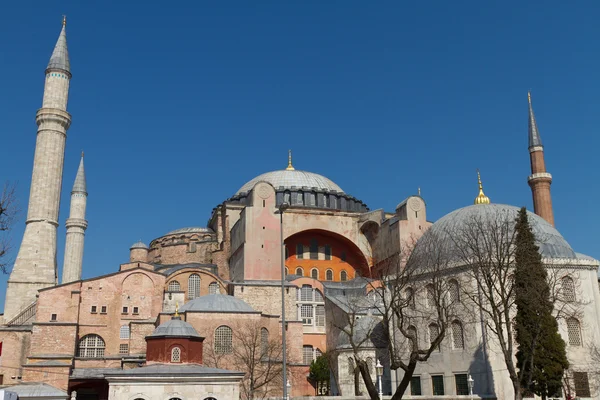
[527,92,554,226]
[62,153,87,284]
[3,18,72,323]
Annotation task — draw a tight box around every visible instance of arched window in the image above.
[215,325,233,354]
[452,320,464,349]
[261,328,269,356]
[296,243,304,259]
[348,357,355,375]
[324,245,332,260]
[120,324,130,339]
[448,279,460,303]
[301,285,313,301]
[168,280,181,292]
[406,287,415,309]
[171,346,181,362]
[366,357,374,374]
[407,325,418,351]
[315,289,324,302]
[562,277,575,302]
[310,239,318,260]
[188,274,201,299]
[567,318,582,346]
[78,334,106,358]
[311,268,319,280]
[426,284,435,308]
[428,323,440,351]
[296,267,304,276]
[303,345,314,365]
[326,269,333,281]
[340,270,348,282]
[209,282,219,295]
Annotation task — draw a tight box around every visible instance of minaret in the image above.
[62,153,87,283]
[3,18,72,323]
[526,92,554,226]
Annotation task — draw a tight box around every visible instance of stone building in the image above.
[0,17,599,400]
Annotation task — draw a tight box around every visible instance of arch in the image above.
[366,357,374,374]
[208,281,219,295]
[347,357,355,375]
[405,287,415,309]
[340,270,348,282]
[311,268,319,280]
[295,267,304,276]
[426,284,435,308]
[326,269,333,281]
[171,347,181,362]
[451,320,464,349]
[300,284,313,301]
[78,334,106,358]
[314,289,324,302]
[260,327,269,356]
[215,325,233,354]
[428,323,440,351]
[168,280,181,292]
[188,274,200,299]
[562,276,575,302]
[407,325,418,351]
[567,317,582,346]
[448,279,460,303]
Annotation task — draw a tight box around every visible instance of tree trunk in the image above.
[354,368,361,396]
[390,362,417,400]
[512,378,523,400]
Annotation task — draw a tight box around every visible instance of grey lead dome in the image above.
[179,294,256,313]
[148,318,202,338]
[237,169,344,195]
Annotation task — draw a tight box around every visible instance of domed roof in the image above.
[337,316,385,349]
[423,204,576,259]
[130,241,148,249]
[179,294,256,313]
[237,169,344,195]
[166,227,214,235]
[148,317,202,338]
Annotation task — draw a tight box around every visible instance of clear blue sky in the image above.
[1,1,599,311]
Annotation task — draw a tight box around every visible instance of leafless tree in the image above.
[0,182,19,274]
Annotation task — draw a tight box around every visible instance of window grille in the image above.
[301,285,313,301]
[303,345,314,365]
[214,326,233,354]
[133,307,139,314]
[120,325,130,339]
[171,347,181,362]
[448,279,460,303]
[209,282,219,294]
[452,321,464,349]
[122,306,128,314]
[311,268,319,279]
[315,290,324,302]
[426,285,435,308]
[406,287,415,309]
[188,274,200,299]
[340,271,348,281]
[168,280,181,292]
[326,269,333,281]
[455,374,469,395]
[310,239,318,260]
[261,328,269,356]
[407,326,418,351]
[348,357,355,375]
[315,348,322,358]
[301,305,313,325]
[316,305,326,327]
[432,375,445,395]
[296,267,304,276]
[410,376,422,396]
[101,306,107,313]
[324,245,332,260]
[296,244,304,259]
[429,323,440,351]
[91,306,97,313]
[366,357,373,374]
[574,371,591,397]
[119,344,129,354]
[78,334,106,358]
[562,277,576,302]
[567,318,582,346]
[51,314,57,321]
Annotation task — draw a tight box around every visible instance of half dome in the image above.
[236,169,344,195]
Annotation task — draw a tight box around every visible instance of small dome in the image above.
[337,316,385,349]
[419,204,576,260]
[236,169,344,195]
[130,241,148,250]
[179,294,256,313]
[166,227,214,235]
[148,317,202,338]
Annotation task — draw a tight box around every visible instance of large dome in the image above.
[421,204,576,259]
[236,169,344,195]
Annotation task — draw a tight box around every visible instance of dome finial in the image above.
[174,302,179,317]
[62,15,67,26]
[286,149,295,171]
[474,169,490,205]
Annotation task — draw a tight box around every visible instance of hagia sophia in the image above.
[1,19,599,400]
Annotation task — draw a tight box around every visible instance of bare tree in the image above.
[0,182,19,274]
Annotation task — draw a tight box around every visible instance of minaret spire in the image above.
[286,149,295,171]
[4,19,73,322]
[526,92,554,226]
[62,154,88,283]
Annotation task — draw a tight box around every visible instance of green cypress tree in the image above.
[514,207,569,399]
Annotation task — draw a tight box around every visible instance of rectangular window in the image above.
[324,245,332,260]
[120,325,130,339]
[119,344,129,354]
[574,371,591,397]
[101,306,107,313]
[91,306,97,313]
[316,305,326,327]
[410,376,422,396]
[309,239,318,260]
[455,374,469,395]
[122,306,128,314]
[300,286,313,302]
[432,375,445,396]
[301,305,313,325]
[303,346,314,365]
[296,243,304,259]
[50,314,57,321]
[133,307,139,314]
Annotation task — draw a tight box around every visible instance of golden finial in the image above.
[285,149,295,171]
[62,15,67,27]
[474,169,490,205]
[174,302,179,317]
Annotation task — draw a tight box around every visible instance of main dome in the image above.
[236,169,344,195]
[420,203,576,259]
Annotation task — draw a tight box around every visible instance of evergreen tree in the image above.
[309,354,331,395]
[514,207,569,399]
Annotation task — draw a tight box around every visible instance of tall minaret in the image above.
[527,92,554,226]
[3,18,72,323]
[62,153,87,284]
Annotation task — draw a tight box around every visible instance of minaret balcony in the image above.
[528,172,553,183]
